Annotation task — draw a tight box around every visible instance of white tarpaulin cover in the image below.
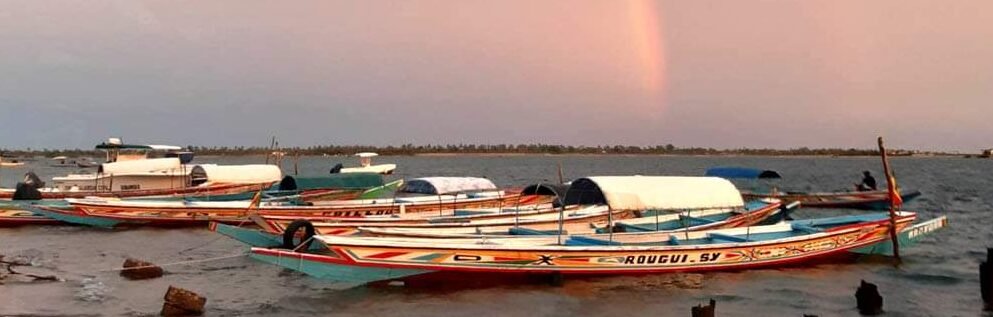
[402,177,497,195]
[99,158,181,174]
[191,164,282,185]
[562,176,744,210]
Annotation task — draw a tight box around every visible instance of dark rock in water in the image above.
[120,258,164,280]
[855,280,883,315]
[161,286,206,316]
[691,299,715,317]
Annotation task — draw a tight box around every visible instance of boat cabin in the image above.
[96,138,192,163]
[334,152,397,175]
[356,152,377,167]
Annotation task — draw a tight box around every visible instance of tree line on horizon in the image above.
[1,143,930,157]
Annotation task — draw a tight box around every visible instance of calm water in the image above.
[1,155,990,316]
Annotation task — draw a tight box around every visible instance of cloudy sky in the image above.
[1,0,990,151]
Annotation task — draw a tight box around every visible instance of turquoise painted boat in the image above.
[0,201,73,226]
[210,222,329,251]
[250,249,431,284]
[24,203,122,228]
[850,215,947,256]
[248,213,927,285]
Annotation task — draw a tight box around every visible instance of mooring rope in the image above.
[80,251,250,275]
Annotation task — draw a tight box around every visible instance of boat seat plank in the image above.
[508,227,566,236]
[679,214,719,224]
[708,232,751,242]
[791,223,822,233]
[566,235,624,246]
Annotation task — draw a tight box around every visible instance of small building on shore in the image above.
[981,149,992,158]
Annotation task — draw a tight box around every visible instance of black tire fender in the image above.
[282,220,316,250]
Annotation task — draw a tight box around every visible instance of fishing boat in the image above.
[191,173,399,202]
[849,215,947,256]
[217,177,787,250]
[333,153,396,175]
[247,212,926,285]
[0,201,67,226]
[742,190,922,210]
[27,177,549,227]
[49,156,97,168]
[704,167,922,210]
[257,176,789,237]
[0,138,283,199]
[0,160,26,167]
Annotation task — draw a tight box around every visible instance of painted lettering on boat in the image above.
[908,219,944,239]
[321,209,394,217]
[621,253,721,265]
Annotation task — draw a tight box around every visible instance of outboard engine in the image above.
[329,163,343,174]
[22,171,45,188]
[12,172,44,200]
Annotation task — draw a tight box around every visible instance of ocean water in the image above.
[0,155,990,316]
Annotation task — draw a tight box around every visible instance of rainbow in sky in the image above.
[629,0,666,96]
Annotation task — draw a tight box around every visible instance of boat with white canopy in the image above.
[335,153,396,175]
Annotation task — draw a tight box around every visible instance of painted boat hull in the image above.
[849,215,947,256]
[249,215,916,284]
[28,204,247,228]
[263,208,640,236]
[39,192,548,228]
[0,182,273,200]
[0,201,75,226]
[27,205,123,228]
[742,190,921,210]
[60,194,549,228]
[352,202,786,238]
[0,210,63,226]
[214,202,785,248]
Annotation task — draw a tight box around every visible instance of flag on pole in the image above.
[887,174,903,209]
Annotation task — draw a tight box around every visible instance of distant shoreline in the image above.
[0,143,976,158]
[1,151,968,159]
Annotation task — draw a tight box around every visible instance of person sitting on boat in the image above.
[855,171,877,191]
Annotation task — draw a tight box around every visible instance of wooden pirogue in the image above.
[0,182,271,200]
[214,200,785,248]
[220,176,786,244]
[704,167,922,210]
[28,177,551,227]
[248,212,925,285]
[742,190,922,210]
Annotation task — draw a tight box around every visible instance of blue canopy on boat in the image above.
[704,167,781,179]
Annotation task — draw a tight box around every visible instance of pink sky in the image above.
[0,1,990,151]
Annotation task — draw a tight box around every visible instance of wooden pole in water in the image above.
[877,136,901,262]
[265,136,275,164]
[557,162,564,184]
[293,152,300,176]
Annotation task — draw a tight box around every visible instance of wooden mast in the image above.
[877,136,901,261]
